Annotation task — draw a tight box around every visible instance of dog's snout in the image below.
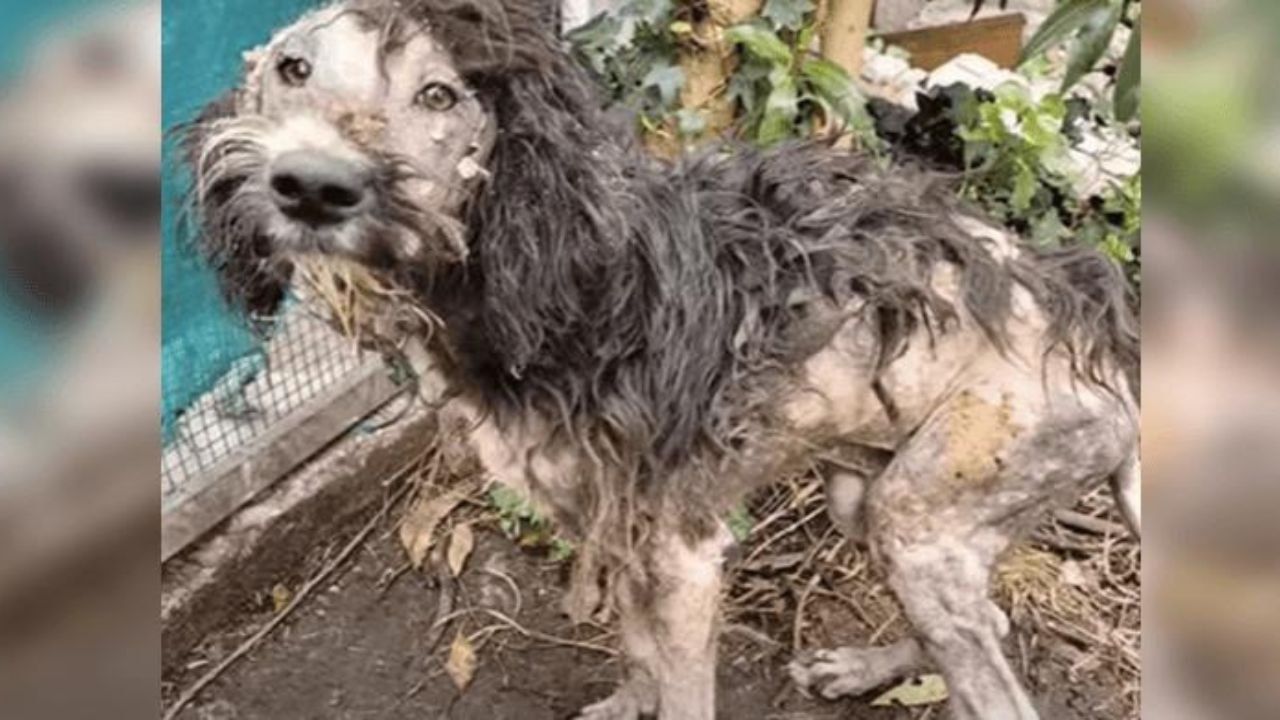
[268,151,370,226]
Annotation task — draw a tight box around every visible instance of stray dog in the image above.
[185,2,1140,718]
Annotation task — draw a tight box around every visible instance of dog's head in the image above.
[187,0,597,320]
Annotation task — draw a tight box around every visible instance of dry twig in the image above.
[162,472,417,720]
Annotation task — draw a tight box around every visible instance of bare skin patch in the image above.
[945,389,1020,487]
[336,110,388,147]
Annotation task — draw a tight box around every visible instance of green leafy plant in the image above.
[488,485,575,561]
[725,503,755,543]
[724,19,880,148]
[569,0,1139,277]
[1081,173,1140,271]
[569,0,877,148]
[1019,0,1141,120]
[952,82,1138,273]
[568,0,682,124]
[955,83,1074,225]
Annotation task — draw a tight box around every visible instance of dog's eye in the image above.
[277,56,312,86]
[414,82,457,112]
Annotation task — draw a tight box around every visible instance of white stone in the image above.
[927,53,1023,93]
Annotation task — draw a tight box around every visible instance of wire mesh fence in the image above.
[160,304,375,508]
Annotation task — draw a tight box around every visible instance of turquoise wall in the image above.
[161,0,322,440]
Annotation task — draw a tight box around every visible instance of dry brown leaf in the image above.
[1060,559,1089,587]
[398,488,466,569]
[446,524,475,577]
[445,632,477,692]
[270,583,291,613]
[871,674,949,707]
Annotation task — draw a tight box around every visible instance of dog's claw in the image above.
[789,645,918,700]
[574,689,646,720]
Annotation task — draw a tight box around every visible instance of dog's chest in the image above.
[439,398,584,516]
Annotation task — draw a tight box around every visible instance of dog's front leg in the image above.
[578,522,731,720]
[645,523,731,720]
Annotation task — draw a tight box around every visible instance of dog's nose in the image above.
[268,151,370,226]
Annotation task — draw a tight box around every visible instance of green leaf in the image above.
[548,538,575,562]
[726,505,755,543]
[725,23,794,68]
[761,0,813,31]
[1011,160,1038,212]
[757,72,799,145]
[727,65,762,112]
[1020,0,1109,64]
[1113,24,1140,120]
[489,485,523,514]
[801,57,872,131]
[642,63,685,107]
[1099,232,1135,264]
[1030,210,1069,246]
[632,0,674,25]
[993,80,1032,106]
[675,108,707,138]
[567,12,622,54]
[796,21,816,54]
[1061,3,1121,91]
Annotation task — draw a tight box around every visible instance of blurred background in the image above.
[1144,1,1280,718]
[0,1,158,719]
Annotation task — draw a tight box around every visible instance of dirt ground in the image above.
[163,475,1139,720]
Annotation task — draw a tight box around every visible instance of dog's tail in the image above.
[1110,449,1141,538]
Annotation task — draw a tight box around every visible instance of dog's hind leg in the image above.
[799,379,1137,719]
[577,522,732,720]
[1111,450,1141,537]
[823,470,868,541]
[877,386,1134,719]
[819,448,891,543]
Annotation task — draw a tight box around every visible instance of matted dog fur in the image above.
[183,2,1140,718]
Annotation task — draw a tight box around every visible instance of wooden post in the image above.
[818,0,874,79]
[647,0,762,155]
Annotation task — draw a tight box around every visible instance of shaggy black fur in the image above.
[402,0,1137,478]
[178,92,291,323]
[187,0,1139,508]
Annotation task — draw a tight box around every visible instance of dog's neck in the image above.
[423,135,638,391]
[397,51,757,470]
[406,60,645,395]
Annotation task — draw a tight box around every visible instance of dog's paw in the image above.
[788,646,908,700]
[573,688,650,720]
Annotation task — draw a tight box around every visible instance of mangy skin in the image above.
[456,223,1137,720]
[198,7,1141,719]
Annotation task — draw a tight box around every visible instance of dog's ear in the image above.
[461,70,615,374]
[410,0,617,373]
[179,91,290,328]
[179,90,237,170]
